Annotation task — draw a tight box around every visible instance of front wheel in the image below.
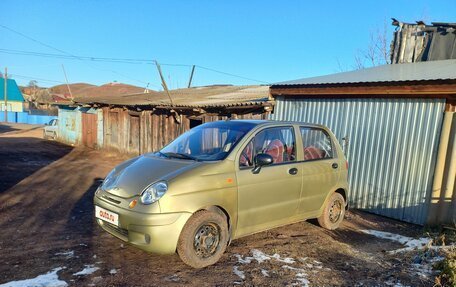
[317,192,346,230]
[177,210,228,268]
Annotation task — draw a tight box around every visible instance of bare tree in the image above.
[353,22,392,69]
[28,80,38,88]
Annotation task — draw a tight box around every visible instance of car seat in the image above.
[265,139,285,163]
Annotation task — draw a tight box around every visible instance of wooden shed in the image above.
[73,85,273,155]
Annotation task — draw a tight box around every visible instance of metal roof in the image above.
[273,59,456,86]
[0,79,24,102]
[74,85,272,108]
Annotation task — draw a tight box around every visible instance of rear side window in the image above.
[240,127,296,167]
[300,127,333,161]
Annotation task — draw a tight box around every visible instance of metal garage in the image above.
[270,59,456,225]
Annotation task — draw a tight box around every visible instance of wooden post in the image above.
[187,65,195,88]
[154,61,174,106]
[3,67,7,122]
[61,64,73,98]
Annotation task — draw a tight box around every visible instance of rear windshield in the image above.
[160,121,256,161]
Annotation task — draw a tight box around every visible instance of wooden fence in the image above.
[101,107,269,155]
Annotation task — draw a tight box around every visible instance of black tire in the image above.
[317,192,346,230]
[177,210,228,268]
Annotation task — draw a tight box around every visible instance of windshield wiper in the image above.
[161,152,199,161]
[157,151,169,158]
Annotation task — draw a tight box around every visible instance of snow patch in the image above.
[234,254,252,264]
[295,273,310,287]
[270,253,295,264]
[251,249,272,263]
[282,265,306,273]
[0,267,68,287]
[54,251,74,259]
[234,249,295,264]
[385,279,411,287]
[282,265,309,287]
[73,265,99,276]
[233,249,325,285]
[109,269,117,275]
[233,266,245,280]
[361,230,431,252]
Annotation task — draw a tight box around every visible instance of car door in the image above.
[48,119,57,136]
[45,119,53,136]
[235,126,302,237]
[297,127,341,215]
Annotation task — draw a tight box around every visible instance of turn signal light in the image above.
[129,199,138,209]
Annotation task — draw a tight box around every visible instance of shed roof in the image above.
[0,78,24,102]
[273,59,456,86]
[74,85,271,108]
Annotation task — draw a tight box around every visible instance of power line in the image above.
[0,24,77,58]
[0,46,269,84]
[0,48,156,64]
[0,24,269,85]
[9,73,66,84]
[196,65,270,84]
[0,24,153,86]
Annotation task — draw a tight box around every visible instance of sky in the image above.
[1,0,455,89]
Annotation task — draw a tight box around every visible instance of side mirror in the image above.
[252,153,273,174]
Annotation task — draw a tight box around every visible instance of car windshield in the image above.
[160,121,257,161]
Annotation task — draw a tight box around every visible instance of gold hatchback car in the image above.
[94,120,349,268]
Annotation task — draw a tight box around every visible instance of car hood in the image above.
[105,153,202,198]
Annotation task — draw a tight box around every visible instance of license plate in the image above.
[95,206,119,227]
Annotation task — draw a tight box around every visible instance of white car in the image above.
[43,119,58,139]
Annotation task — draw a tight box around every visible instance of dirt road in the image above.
[0,123,442,286]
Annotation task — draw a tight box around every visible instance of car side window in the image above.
[239,127,296,167]
[300,127,333,161]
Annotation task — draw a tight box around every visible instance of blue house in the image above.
[0,78,24,112]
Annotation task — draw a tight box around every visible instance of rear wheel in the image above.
[177,210,228,268]
[317,192,346,230]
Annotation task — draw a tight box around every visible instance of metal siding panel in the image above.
[57,108,80,144]
[271,98,445,224]
[97,109,103,148]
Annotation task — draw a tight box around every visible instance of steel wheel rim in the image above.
[193,223,221,258]
[329,199,343,223]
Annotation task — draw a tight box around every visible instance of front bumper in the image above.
[94,190,192,254]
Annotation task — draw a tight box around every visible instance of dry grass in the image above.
[432,227,456,287]
[434,248,456,287]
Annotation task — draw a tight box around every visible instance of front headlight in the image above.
[140,181,168,205]
[101,169,117,191]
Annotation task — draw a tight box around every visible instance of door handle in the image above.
[332,163,338,169]
[288,167,298,175]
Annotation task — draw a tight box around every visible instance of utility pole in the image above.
[61,64,73,99]
[187,65,195,88]
[154,61,174,106]
[3,67,7,122]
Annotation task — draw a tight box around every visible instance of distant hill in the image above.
[48,83,96,97]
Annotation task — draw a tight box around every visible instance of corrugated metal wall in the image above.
[58,107,81,145]
[272,97,446,224]
[0,111,57,125]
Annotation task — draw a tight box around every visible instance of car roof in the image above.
[228,119,328,129]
